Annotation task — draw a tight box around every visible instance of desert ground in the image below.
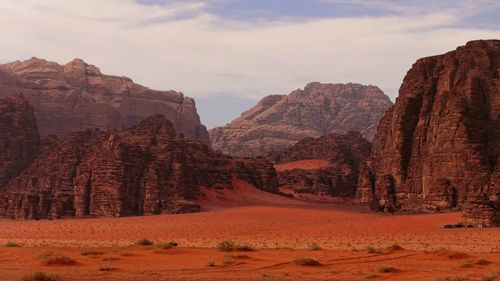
[0,180,499,281]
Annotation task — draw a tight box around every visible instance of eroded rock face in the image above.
[356,40,499,226]
[0,115,277,219]
[268,132,371,196]
[0,94,40,188]
[210,83,392,157]
[0,58,210,146]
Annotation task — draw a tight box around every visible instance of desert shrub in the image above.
[437,276,468,281]
[207,258,216,267]
[222,254,233,265]
[135,239,154,246]
[98,261,114,271]
[476,259,492,266]
[21,272,61,281]
[217,240,236,252]
[155,243,174,250]
[37,252,77,266]
[386,244,405,251]
[307,243,322,251]
[80,248,104,256]
[294,256,322,266]
[377,265,400,273]
[4,241,21,247]
[366,246,381,253]
[236,243,255,252]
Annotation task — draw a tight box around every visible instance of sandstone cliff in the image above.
[210,83,392,157]
[0,115,277,219]
[0,94,40,188]
[0,58,210,145]
[356,40,499,227]
[268,132,371,196]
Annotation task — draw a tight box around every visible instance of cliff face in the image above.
[269,132,371,196]
[0,115,277,219]
[356,40,499,226]
[210,83,392,157]
[0,94,40,188]
[0,58,210,146]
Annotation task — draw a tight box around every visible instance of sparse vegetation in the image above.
[476,259,492,266]
[481,272,500,281]
[222,254,233,265]
[217,240,236,251]
[5,241,21,247]
[236,243,255,252]
[437,276,468,281]
[135,239,154,246]
[37,252,77,266]
[459,260,473,268]
[216,240,255,252]
[366,246,381,253]
[377,265,400,273]
[307,242,322,250]
[98,261,114,271]
[155,243,174,250]
[386,244,405,251]
[294,256,322,266]
[21,272,61,281]
[80,248,104,256]
[207,258,216,267]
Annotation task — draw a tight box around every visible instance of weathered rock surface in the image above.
[268,132,371,196]
[210,83,392,157]
[0,115,277,219]
[356,40,499,226]
[0,58,210,145]
[0,94,40,188]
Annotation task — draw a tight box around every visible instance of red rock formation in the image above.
[0,58,210,146]
[0,115,277,219]
[356,40,499,226]
[268,132,371,196]
[0,94,40,188]
[210,82,392,157]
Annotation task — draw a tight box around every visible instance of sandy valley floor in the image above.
[0,182,499,280]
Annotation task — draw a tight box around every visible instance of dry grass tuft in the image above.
[80,248,104,256]
[5,241,21,247]
[294,256,322,266]
[21,272,61,281]
[307,243,322,250]
[37,252,77,266]
[366,246,382,253]
[135,239,154,246]
[377,265,400,273]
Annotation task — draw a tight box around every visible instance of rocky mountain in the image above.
[210,82,392,157]
[0,115,277,219]
[0,94,40,188]
[356,40,499,227]
[0,58,210,145]
[268,132,371,196]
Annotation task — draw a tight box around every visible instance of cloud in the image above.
[0,0,498,127]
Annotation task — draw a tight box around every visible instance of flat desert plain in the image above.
[0,181,499,281]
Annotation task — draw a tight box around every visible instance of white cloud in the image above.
[0,0,498,106]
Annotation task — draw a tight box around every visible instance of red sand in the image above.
[274,159,332,172]
[0,180,498,280]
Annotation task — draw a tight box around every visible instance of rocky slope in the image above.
[268,132,371,196]
[0,94,40,188]
[0,58,210,145]
[210,83,392,157]
[356,40,499,227]
[0,115,277,219]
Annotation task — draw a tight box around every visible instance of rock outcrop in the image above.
[356,40,499,226]
[210,83,392,157]
[0,94,40,188]
[0,115,277,219]
[0,58,210,145]
[268,132,371,196]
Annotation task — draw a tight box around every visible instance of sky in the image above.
[0,0,499,128]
